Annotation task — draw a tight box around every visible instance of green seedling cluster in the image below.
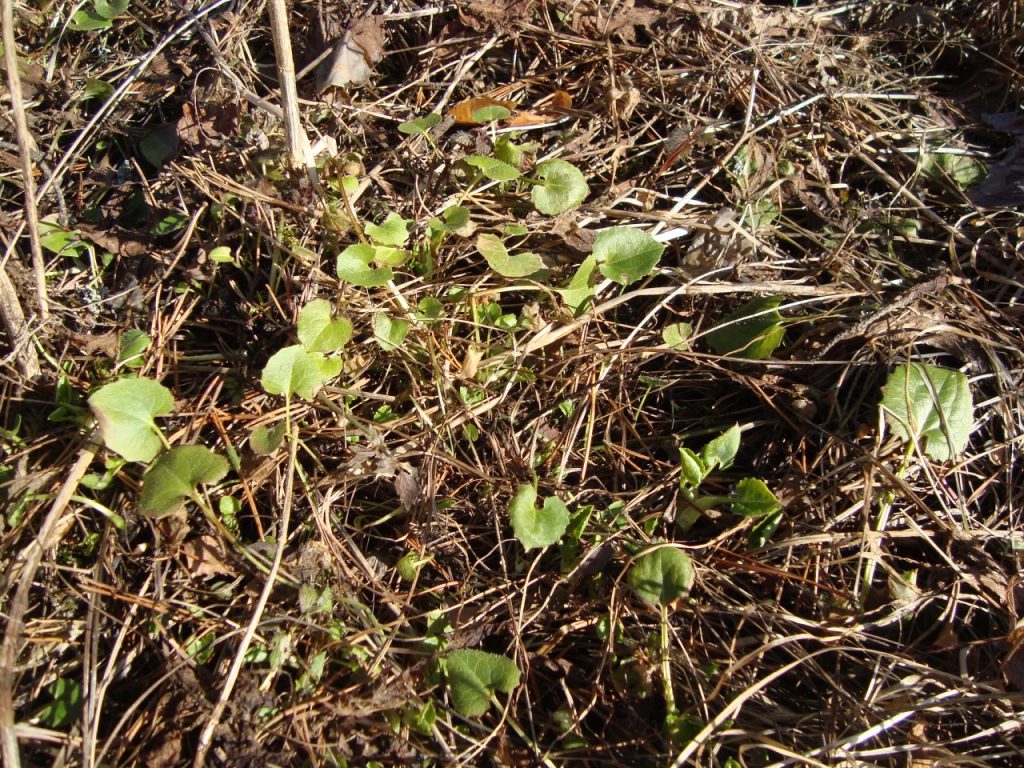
[677,425,783,549]
[88,377,228,520]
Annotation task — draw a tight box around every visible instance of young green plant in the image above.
[865,363,974,602]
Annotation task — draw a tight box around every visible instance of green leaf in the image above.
[95,0,129,18]
[38,215,83,256]
[117,329,150,369]
[336,243,394,287]
[706,296,786,359]
[880,363,973,461]
[662,322,692,350]
[69,0,128,30]
[370,245,411,267]
[373,314,410,352]
[82,78,114,101]
[139,445,230,518]
[503,222,529,236]
[493,135,537,169]
[747,508,783,548]
[679,447,707,489]
[701,425,740,472]
[592,227,664,286]
[471,105,511,123]
[446,649,521,717]
[531,159,589,215]
[297,299,352,353]
[152,212,187,237]
[88,377,173,462]
[138,125,177,169]
[508,484,570,550]
[365,213,410,247]
[464,154,521,181]
[628,547,694,607]
[476,233,544,278]
[557,255,598,313]
[208,245,233,263]
[38,678,83,729]
[922,151,987,190]
[417,297,444,320]
[398,114,442,135]
[261,345,342,400]
[251,423,286,455]
[730,477,780,518]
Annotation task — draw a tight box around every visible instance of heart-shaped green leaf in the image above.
[250,423,286,455]
[706,296,786,359]
[531,159,589,215]
[261,345,342,400]
[730,477,780,518]
[365,213,411,247]
[373,314,410,352]
[880,363,973,461]
[88,377,174,463]
[464,155,521,181]
[508,483,570,550]
[922,151,987,190]
[139,445,230,518]
[701,425,741,472]
[662,322,692,350]
[446,649,521,717]
[297,299,352,353]
[398,114,442,135]
[476,233,544,278]
[336,243,394,287]
[628,547,694,607]
[593,227,664,285]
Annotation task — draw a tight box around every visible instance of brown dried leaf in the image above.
[549,215,596,254]
[574,0,661,43]
[317,15,386,92]
[461,0,536,32]
[394,465,421,510]
[179,534,235,579]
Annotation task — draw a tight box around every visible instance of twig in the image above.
[1,0,48,320]
[0,439,98,768]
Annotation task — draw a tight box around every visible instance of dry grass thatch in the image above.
[1,0,1023,765]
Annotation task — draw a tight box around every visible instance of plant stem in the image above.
[859,446,912,607]
[660,604,676,716]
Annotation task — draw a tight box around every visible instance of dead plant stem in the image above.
[1,0,48,320]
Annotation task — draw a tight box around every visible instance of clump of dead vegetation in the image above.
[1,0,1022,766]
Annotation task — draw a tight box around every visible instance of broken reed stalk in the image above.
[265,0,313,173]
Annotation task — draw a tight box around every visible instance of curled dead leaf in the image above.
[317,15,386,92]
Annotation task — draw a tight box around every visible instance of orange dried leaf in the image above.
[449,97,518,125]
